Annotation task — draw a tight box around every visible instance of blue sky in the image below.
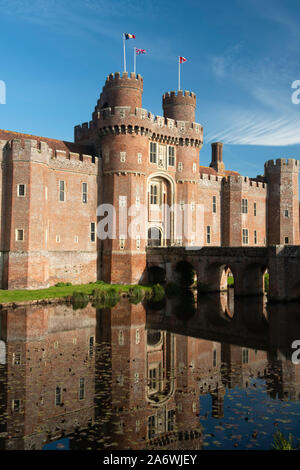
[1,0,300,177]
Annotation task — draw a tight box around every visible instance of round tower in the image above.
[162,90,196,122]
[98,71,143,111]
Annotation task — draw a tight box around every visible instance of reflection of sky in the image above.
[199,378,300,450]
[43,437,70,451]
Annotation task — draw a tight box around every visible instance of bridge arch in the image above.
[204,262,237,293]
[239,263,268,296]
[148,265,166,284]
[175,260,197,287]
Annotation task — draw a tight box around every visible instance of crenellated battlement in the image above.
[7,138,97,168]
[264,158,299,172]
[163,90,196,101]
[104,71,143,88]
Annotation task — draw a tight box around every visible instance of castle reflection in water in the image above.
[0,291,300,450]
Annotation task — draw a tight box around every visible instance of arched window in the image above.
[148,227,162,247]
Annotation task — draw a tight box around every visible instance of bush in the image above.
[71,291,89,310]
[128,286,145,304]
[91,287,120,308]
[151,283,165,302]
[55,282,72,287]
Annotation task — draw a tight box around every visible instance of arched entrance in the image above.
[147,173,175,246]
[148,227,162,247]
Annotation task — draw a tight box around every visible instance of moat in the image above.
[0,291,300,451]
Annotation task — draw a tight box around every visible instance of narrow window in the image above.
[212,196,217,213]
[89,336,94,357]
[79,377,85,400]
[55,386,62,406]
[56,235,60,243]
[119,195,127,208]
[193,162,197,173]
[254,202,257,216]
[167,410,175,431]
[284,210,289,218]
[135,420,140,432]
[242,199,248,214]
[178,162,183,172]
[137,153,142,164]
[12,399,21,412]
[91,222,96,242]
[13,352,21,365]
[135,196,140,207]
[16,229,24,241]
[82,183,88,204]
[150,142,157,163]
[180,200,185,211]
[242,348,249,364]
[17,184,26,197]
[119,235,125,249]
[74,235,79,243]
[213,349,217,367]
[168,146,175,166]
[59,181,65,202]
[148,416,156,439]
[134,372,139,383]
[136,236,140,250]
[285,236,289,244]
[150,184,158,205]
[242,228,249,244]
[118,330,124,345]
[136,329,140,344]
[120,152,126,162]
[254,230,257,245]
[206,226,211,244]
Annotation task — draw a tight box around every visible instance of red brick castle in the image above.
[0,71,299,289]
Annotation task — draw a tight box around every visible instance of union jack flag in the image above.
[136,49,147,55]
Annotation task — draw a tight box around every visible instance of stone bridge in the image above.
[146,245,300,301]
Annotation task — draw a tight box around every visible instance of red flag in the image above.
[179,56,187,63]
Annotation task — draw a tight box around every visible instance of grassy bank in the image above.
[0,281,152,304]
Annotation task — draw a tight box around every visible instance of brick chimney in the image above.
[210,142,225,173]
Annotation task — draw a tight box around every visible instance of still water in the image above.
[0,291,300,451]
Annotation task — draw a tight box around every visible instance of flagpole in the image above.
[123,33,126,72]
[178,56,180,90]
[134,47,136,75]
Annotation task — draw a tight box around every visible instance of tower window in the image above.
[193,162,197,173]
[213,349,217,367]
[285,237,289,244]
[242,199,248,214]
[206,226,211,244]
[118,330,124,345]
[12,399,21,412]
[168,146,175,166]
[178,162,183,172]
[82,183,88,204]
[150,142,157,163]
[138,153,142,164]
[119,235,125,250]
[120,152,126,162]
[59,180,65,202]
[242,228,249,244]
[136,236,141,250]
[89,336,94,357]
[254,202,257,216]
[254,230,257,245]
[79,377,85,400]
[212,196,217,213]
[242,348,249,364]
[16,229,24,241]
[284,210,289,218]
[90,222,96,242]
[17,184,26,197]
[55,386,62,406]
[119,195,127,208]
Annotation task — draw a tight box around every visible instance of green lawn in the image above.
[0,281,152,304]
